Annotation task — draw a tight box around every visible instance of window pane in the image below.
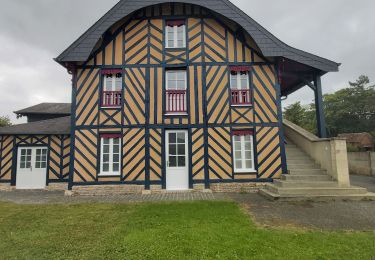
[169,144,176,156]
[103,163,109,172]
[103,145,109,154]
[113,145,120,154]
[113,138,120,145]
[35,162,41,169]
[26,162,31,168]
[241,77,248,89]
[178,156,185,167]
[235,151,242,160]
[231,75,238,89]
[21,150,26,156]
[177,80,185,90]
[115,78,122,91]
[113,163,119,172]
[103,139,110,145]
[244,141,251,151]
[235,160,242,169]
[105,77,112,91]
[178,144,185,155]
[169,156,177,167]
[177,133,185,143]
[234,142,241,151]
[113,154,119,163]
[103,154,110,163]
[41,162,47,169]
[244,135,251,142]
[169,133,176,144]
[245,160,252,169]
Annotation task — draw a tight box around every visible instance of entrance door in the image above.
[166,130,189,190]
[16,147,48,189]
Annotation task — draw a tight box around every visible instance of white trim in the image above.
[100,137,121,176]
[164,113,189,116]
[232,134,255,173]
[165,25,186,48]
[165,130,189,190]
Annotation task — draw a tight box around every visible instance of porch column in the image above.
[314,75,327,138]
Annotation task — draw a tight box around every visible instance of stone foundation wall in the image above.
[70,185,144,196]
[67,182,267,196]
[46,183,68,191]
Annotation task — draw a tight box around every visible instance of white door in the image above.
[166,130,189,190]
[16,147,48,189]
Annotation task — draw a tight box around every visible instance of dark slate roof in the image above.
[15,103,71,116]
[0,116,71,135]
[55,0,340,72]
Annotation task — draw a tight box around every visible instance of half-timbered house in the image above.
[0,0,345,195]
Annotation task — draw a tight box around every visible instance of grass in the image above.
[0,201,374,259]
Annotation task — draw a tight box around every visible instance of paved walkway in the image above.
[0,190,227,205]
[350,174,375,192]
[230,193,375,231]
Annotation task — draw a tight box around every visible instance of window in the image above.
[165,70,187,113]
[20,149,32,169]
[35,148,48,169]
[100,135,121,176]
[102,70,122,107]
[230,68,251,105]
[166,20,186,48]
[232,131,255,173]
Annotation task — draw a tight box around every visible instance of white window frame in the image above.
[230,71,250,90]
[99,137,121,176]
[232,134,255,173]
[103,73,122,92]
[166,25,186,48]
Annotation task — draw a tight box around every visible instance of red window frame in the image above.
[101,70,122,108]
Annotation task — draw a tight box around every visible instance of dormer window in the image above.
[166,20,186,48]
[101,69,122,108]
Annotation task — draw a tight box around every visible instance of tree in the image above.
[283,102,316,134]
[283,75,375,137]
[0,116,11,127]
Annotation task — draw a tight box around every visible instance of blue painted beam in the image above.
[314,76,327,138]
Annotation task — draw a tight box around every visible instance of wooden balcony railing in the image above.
[231,89,251,105]
[166,90,187,113]
[102,91,122,107]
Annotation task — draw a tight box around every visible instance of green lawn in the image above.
[0,201,374,259]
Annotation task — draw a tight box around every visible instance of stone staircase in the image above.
[260,141,375,201]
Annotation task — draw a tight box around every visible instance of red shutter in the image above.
[166,20,185,27]
[101,69,123,75]
[232,130,253,136]
[101,133,122,139]
[230,66,251,72]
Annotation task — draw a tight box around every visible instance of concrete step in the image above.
[259,189,375,201]
[287,163,321,170]
[265,184,367,196]
[287,154,312,159]
[289,169,327,175]
[287,160,316,165]
[282,174,332,181]
[273,179,338,188]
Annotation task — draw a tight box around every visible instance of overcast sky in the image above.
[1,0,374,123]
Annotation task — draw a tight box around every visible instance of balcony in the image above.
[231,89,251,106]
[102,91,122,107]
[165,90,187,114]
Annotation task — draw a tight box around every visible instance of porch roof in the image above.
[0,116,71,135]
[15,103,71,117]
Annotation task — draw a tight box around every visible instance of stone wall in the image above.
[348,152,375,176]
